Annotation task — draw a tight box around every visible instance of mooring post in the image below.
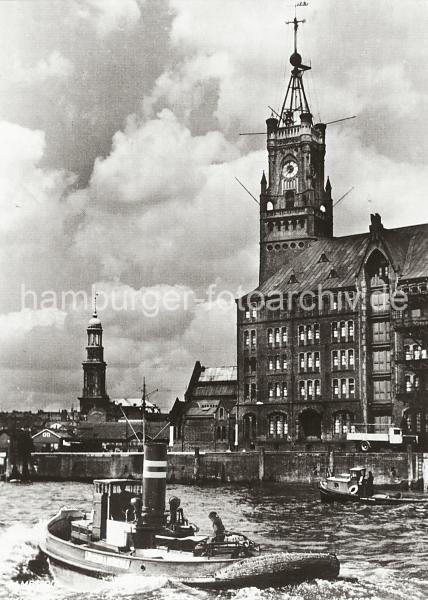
[193,447,200,482]
[259,447,265,482]
[423,453,428,492]
[329,449,335,475]
[407,443,414,487]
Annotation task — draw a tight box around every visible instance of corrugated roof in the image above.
[199,366,237,382]
[247,222,428,297]
[193,383,236,398]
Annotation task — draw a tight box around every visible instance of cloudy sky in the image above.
[1,0,427,412]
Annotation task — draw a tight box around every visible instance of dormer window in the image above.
[288,273,298,284]
[318,253,329,263]
[328,268,338,279]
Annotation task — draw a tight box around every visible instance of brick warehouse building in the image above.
[236,19,428,451]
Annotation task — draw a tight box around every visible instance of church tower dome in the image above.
[259,14,333,283]
[88,312,102,329]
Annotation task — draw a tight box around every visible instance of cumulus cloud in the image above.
[6,51,74,85]
[70,109,258,290]
[89,109,238,205]
[73,0,143,37]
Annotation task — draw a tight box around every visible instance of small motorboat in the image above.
[320,467,428,505]
[39,442,340,590]
[319,467,368,503]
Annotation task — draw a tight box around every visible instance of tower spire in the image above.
[280,9,311,127]
[93,291,98,318]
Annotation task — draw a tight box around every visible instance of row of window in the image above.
[373,379,391,402]
[372,320,391,343]
[332,349,355,370]
[332,378,355,399]
[299,379,322,399]
[404,411,428,434]
[267,327,288,345]
[299,352,320,373]
[245,322,356,348]
[244,379,357,400]
[373,350,391,373]
[331,321,354,342]
[298,324,320,345]
[268,382,288,399]
[268,355,288,371]
[404,344,428,360]
[242,411,354,439]
[270,349,355,373]
[404,374,420,392]
[244,330,257,346]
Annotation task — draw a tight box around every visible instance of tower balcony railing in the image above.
[394,352,428,370]
[275,124,324,142]
[262,209,328,224]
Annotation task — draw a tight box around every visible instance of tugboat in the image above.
[40,443,340,589]
[319,467,428,505]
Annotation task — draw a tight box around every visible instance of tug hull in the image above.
[40,508,340,590]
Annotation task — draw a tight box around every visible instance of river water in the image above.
[1,480,427,600]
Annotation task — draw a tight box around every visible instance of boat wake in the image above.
[1,520,427,600]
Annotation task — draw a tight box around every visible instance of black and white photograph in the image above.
[0,1,428,598]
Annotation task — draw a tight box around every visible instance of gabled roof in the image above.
[32,428,74,440]
[248,221,428,297]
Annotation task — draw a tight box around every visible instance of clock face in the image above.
[283,160,298,180]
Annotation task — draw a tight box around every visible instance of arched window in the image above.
[243,414,257,440]
[267,201,274,211]
[268,413,288,438]
[333,411,354,437]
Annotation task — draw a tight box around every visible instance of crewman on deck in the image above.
[366,471,374,496]
[208,511,226,542]
[118,482,133,521]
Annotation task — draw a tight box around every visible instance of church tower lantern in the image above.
[259,15,333,283]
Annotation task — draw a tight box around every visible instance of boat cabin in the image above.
[71,479,143,549]
[319,466,373,502]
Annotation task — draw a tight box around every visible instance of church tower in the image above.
[79,304,110,421]
[259,16,333,283]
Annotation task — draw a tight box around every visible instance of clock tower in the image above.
[259,16,333,283]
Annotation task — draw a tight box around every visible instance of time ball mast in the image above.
[279,15,312,127]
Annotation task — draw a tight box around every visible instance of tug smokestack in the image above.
[142,442,167,527]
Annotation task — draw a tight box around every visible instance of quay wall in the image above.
[31,450,427,488]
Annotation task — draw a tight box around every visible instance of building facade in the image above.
[173,362,237,451]
[237,22,428,450]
